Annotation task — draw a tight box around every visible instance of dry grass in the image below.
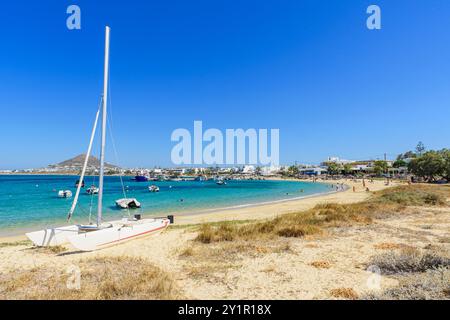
[363,267,450,300]
[372,184,450,207]
[374,243,406,250]
[369,247,450,275]
[194,185,449,245]
[0,256,183,300]
[31,245,67,254]
[309,261,331,269]
[182,185,450,284]
[0,240,32,248]
[194,203,374,244]
[330,288,359,300]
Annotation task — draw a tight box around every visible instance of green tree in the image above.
[397,151,416,160]
[393,159,407,168]
[373,160,388,176]
[343,163,353,175]
[439,149,450,182]
[408,151,445,182]
[287,165,299,177]
[327,162,341,175]
[416,141,426,156]
[255,166,262,176]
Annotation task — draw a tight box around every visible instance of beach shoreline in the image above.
[0,178,394,242]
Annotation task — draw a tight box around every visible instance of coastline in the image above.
[0,179,395,242]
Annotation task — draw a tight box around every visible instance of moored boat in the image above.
[86,185,99,194]
[135,175,149,182]
[148,185,160,192]
[115,198,141,209]
[58,190,73,198]
[75,180,85,188]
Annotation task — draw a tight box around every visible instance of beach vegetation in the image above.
[286,165,299,177]
[326,162,342,175]
[343,163,353,175]
[373,184,448,206]
[364,267,450,300]
[364,247,450,300]
[368,247,450,275]
[0,256,183,300]
[194,185,449,244]
[0,240,32,248]
[373,160,388,176]
[329,288,359,299]
[408,151,446,182]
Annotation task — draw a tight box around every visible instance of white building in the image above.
[260,165,281,176]
[325,157,354,165]
[243,165,255,174]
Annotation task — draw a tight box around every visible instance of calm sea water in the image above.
[0,175,332,235]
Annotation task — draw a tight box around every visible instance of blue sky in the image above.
[1,0,450,169]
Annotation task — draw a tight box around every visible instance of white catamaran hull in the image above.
[26,225,79,247]
[68,218,170,251]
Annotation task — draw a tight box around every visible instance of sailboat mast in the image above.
[97,26,110,226]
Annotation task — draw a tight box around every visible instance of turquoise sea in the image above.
[0,175,333,235]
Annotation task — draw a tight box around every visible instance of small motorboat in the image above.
[216,179,226,185]
[148,185,160,192]
[115,198,141,209]
[86,185,99,195]
[58,190,73,198]
[75,180,85,188]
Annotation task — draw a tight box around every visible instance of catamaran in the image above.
[26,26,172,251]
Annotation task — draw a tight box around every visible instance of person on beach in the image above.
[353,186,356,192]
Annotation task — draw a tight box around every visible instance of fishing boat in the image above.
[58,190,73,198]
[148,185,160,192]
[25,27,171,251]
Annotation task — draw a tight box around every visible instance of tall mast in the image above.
[97,26,110,226]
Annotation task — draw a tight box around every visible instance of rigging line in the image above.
[106,69,131,217]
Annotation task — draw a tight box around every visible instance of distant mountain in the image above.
[50,154,119,169]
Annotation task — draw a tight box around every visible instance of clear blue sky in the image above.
[1,0,450,169]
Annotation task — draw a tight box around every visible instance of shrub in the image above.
[368,248,450,275]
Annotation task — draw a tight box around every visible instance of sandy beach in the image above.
[0,178,390,243]
[173,178,393,225]
[1,179,448,300]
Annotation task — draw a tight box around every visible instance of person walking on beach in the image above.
[353,186,356,192]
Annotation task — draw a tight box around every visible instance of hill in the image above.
[50,154,119,169]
